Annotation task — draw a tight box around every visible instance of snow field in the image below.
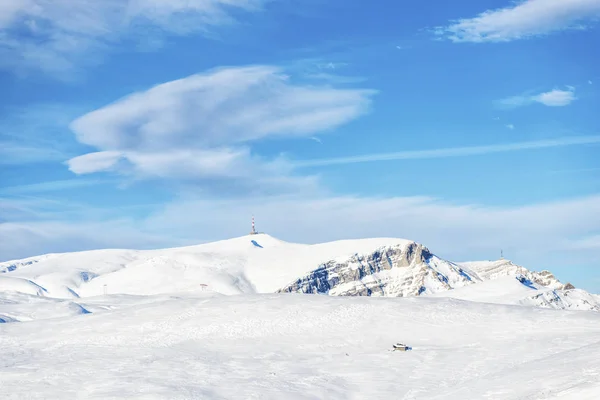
[2,293,600,399]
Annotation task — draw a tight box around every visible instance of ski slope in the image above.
[1,293,600,399]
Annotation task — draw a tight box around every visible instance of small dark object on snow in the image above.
[393,343,412,351]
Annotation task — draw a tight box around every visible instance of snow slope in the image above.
[430,275,544,305]
[460,259,567,289]
[0,234,418,298]
[1,293,600,399]
[431,275,600,311]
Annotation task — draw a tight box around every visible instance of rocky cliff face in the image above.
[277,242,479,297]
[276,243,600,311]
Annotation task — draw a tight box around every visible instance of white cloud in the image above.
[534,88,577,106]
[70,66,374,150]
[67,65,374,193]
[506,124,515,130]
[499,87,577,108]
[0,0,268,74]
[68,151,124,174]
[437,0,600,43]
[69,148,319,194]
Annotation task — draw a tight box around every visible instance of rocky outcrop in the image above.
[276,244,600,311]
[277,242,478,297]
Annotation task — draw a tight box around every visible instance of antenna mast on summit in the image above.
[500,249,504,260]
[250,215,257,235]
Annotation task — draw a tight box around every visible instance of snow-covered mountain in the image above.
[1,234,599,315]
[275,241,600,311]
[432,274,600,311]
[451,259,600,311]
[277,241,479,297]
[0,235,427,299]
[459,259,571,290]
[3,234,600,399]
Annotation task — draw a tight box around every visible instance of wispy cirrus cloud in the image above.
[0,179,106,195]
[499,87,577,108]
[0,104,83,165]
[0,143,67,165]
[292,135,600,168]
[0,0,269,75]
[436,0,600,43]
[67,65,375,194]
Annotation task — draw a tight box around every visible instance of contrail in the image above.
[293,135,600,167]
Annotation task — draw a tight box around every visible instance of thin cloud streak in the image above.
[293,135,600,167]
[0,179,108,195]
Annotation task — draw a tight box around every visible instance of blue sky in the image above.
[1,0,600,291]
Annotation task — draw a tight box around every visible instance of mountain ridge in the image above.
[1,234,598,316]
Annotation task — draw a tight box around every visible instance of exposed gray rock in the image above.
[278,242,477,297]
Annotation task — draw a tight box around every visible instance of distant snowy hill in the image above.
[459,259,570,290]
[431,275,600,311]
[1,234,599,315]
[451,259,600,311]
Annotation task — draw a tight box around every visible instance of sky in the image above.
[1,0,600,292]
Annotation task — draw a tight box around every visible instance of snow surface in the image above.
[429,275,544,305]
[2,293,600,399]
[459,259,564,289]
[2,235,600,398]
[0,234,416,298]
